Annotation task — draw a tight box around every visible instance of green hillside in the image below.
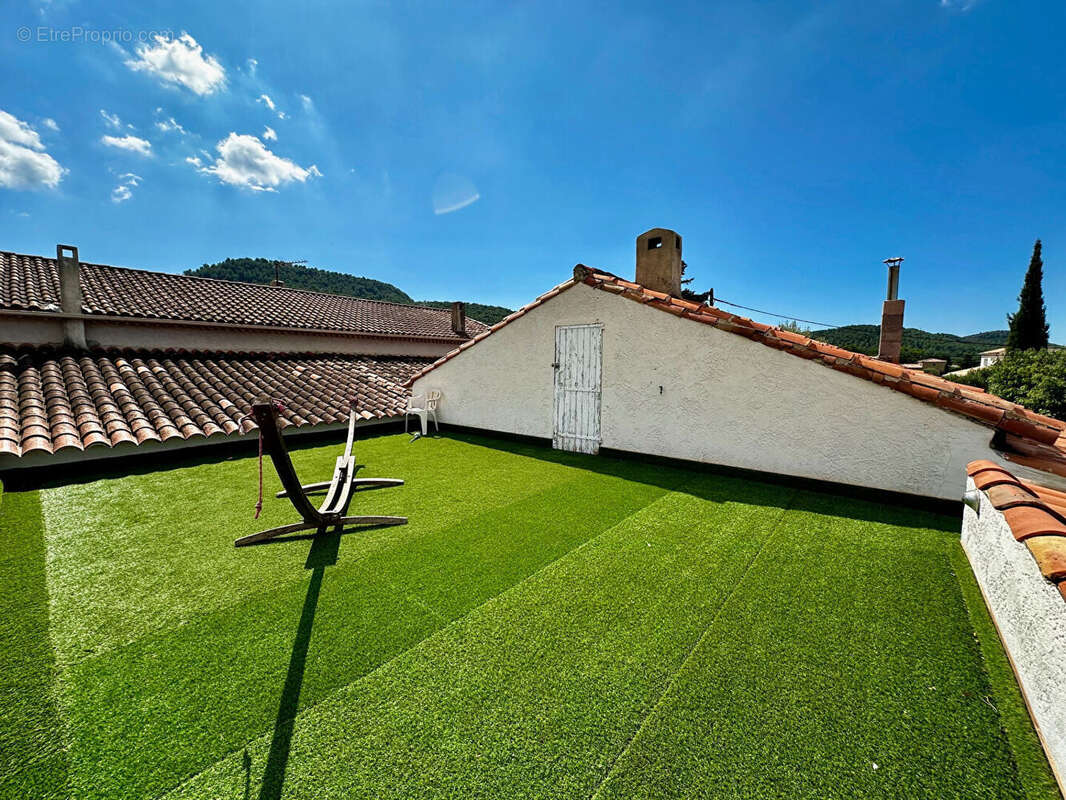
[186,258,413,304]
[810,325,1008,368]
[184,258,513,324]
[417,301,512,325]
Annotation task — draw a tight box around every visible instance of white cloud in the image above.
[41,117,59,131]
[262,125,277,141]
[125,33,226,95]
[940,0,979,9]
[110,172,141,203]
[155,116,187,135]
[0,109,66,190]
[257,94,286,119]
[299,94,313,111]
[100,108,122,129]
[101,134,152,156]
[194,132,320,191]
[247,57,258,75]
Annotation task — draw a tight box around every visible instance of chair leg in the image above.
[419,410,428,436]
[234,520,321,547]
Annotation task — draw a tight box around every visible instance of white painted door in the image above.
[553,324,603,454]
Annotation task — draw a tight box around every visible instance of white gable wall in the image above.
[413,282,1003,500]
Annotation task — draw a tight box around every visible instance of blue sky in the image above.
[3,0,1065,337]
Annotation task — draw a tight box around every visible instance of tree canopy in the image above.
[952,349,1066,419]
[1006,240,1050,352]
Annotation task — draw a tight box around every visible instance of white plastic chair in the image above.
[405,390,440,435]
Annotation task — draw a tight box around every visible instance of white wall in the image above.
[962,479,1066,788]
[413,282,1005,500]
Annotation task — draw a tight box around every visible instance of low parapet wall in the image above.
[962,475,1066,790]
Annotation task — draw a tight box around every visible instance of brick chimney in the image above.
[636,228,682,297]
[57,244,87,349]
[450,301,466,335]
[877,257,904,364]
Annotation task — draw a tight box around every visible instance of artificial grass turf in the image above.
[2,433,1059,800]
[949,546,1062,800]
[592,491,1047,799]
[0,490,70,800]
[60,469,673,800]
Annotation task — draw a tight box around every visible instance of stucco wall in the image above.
[413,282,1004,500]
[962,479,1066,786]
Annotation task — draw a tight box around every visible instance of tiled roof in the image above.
[0,251,487,341]
[0,346,431,459]
[967,460,1066,602]
[407,266,1066,463]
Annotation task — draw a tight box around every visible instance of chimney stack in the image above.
[450,301,466,335]
[877,257,905,364]
[636,228,682,297]
[57,244,87,349]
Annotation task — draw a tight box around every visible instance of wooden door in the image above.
[553,324,603,454]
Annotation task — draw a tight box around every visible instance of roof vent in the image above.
[635,228,682,297]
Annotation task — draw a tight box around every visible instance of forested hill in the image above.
[186,258,413,304]
[415,301,513,325]
[810,325,1009,367]
[184,258,513,324]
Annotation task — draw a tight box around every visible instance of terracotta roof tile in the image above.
[0,251,487,342]
[0,346,432,460]
[1025,536,1066,582]
[1001,506,1066,541]
[968,460,1066,600]
[408,268,1066,468]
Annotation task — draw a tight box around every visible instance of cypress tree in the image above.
[1006,239,1050,352]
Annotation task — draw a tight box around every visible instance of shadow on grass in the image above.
[439,431,961,533]
[258,529,341,800]
[0,490,72,797]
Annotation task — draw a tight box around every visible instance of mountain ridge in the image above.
[184,258,513,324]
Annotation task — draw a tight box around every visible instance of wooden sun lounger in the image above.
[234,399,407,547]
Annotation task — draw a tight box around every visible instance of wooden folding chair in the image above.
[234,399,407,547]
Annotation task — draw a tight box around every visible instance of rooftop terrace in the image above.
[2,433,1058,799]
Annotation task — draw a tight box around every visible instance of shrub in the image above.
[964,350,1066,419]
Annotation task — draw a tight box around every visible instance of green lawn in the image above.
[0,432,1058,800]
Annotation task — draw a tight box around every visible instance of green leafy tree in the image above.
[953,350,1066,419]
[1006,240,1050,352]
[779,320,812,337]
